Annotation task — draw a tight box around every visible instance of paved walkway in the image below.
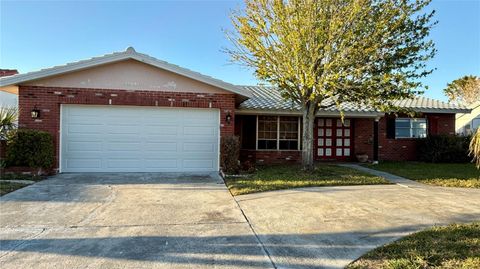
[338,163,424,187]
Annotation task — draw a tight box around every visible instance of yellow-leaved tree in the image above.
[226,0,437,170]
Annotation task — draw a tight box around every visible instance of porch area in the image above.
[235,115,378,164]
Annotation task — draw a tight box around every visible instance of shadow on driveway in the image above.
[0,224,457,269]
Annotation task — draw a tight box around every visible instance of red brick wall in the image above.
[378,113,456,161]
[240,149,301,164]
[427,113,456,136]
[353,118,374,159]
[18,86,236,171]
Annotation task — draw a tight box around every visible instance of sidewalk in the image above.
[339,163,425,188]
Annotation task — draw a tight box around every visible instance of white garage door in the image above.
[61,105,220,172]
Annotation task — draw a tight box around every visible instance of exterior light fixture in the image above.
[225,112,232,124]
[31,107,40,119]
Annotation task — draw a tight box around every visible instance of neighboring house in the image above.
[456,101,480,135]
[0,48,469,173]
[0,69,19,108]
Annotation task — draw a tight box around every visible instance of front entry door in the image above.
[316,118,352,160]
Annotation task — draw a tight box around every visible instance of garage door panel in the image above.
[184,112,216,121]
[67,141,103,151]
[183,143,215,152]
[144,142,178,152]
[144,159,178,169]
[143,125,178,135]
[61,105,219,172]
[68,125,103,134]
[106,142,142,151]
[67,117,103,125]
[66,159,102,169]
[106,125,141,135]
[106,159,144,169]
[183,126,216,136]
[183,159,215,170]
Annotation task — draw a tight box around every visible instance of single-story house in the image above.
[0,48,470,173]
[456,101,480,135]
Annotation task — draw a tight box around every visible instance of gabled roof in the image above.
[0,47,251,98]
[237,86,470,114]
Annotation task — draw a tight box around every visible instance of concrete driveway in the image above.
[236,184,480,268]
[1,173,480,269]
[0,173,272,269]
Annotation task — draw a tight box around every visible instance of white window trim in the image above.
[395,118,428,139]
[256,115,301,151]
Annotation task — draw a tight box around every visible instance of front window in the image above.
[395,118,427,138]
[279,117,299,150]
[257,116,278,149]
[257,116,300,150]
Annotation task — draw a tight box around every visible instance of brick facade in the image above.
[353,118,374,159]
[239,114,457,163]
[378,114,455,161]
[240,149,301,164]
[15,84,458,169]
[18,86,236,171]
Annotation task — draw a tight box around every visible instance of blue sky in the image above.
[1,0,479,101]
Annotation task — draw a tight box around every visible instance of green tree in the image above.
[444,75,480,105]
[226,0,436,170]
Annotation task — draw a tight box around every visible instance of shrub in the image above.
[417,135,471,163]
[220,135,240,174]
[470,128,480,168]
[6,129,54,169]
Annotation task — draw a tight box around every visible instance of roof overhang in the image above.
[410,108,472,114]
[0,47,252,99]
[235,109,384,118]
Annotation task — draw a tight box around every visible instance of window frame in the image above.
[256,115,301,151]
[395,118,428,139]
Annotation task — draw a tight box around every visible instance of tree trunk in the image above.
[301,104,316,171]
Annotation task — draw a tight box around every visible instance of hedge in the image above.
[417,135,471,163]
[6,129,55,168]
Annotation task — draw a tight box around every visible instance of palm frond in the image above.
[0,106,19,140]
[469,128,480,169]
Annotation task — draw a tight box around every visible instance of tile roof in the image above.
[238,86,470,114]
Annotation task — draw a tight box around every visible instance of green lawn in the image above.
[0,173,43,196]
[347,222,480,269]
[366,162,480,188]
[224,164,389,196]
[0,173,44,182]
[0,181,28,196]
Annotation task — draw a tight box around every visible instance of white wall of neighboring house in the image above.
[456,101,480,135]
[0,90,18,108]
